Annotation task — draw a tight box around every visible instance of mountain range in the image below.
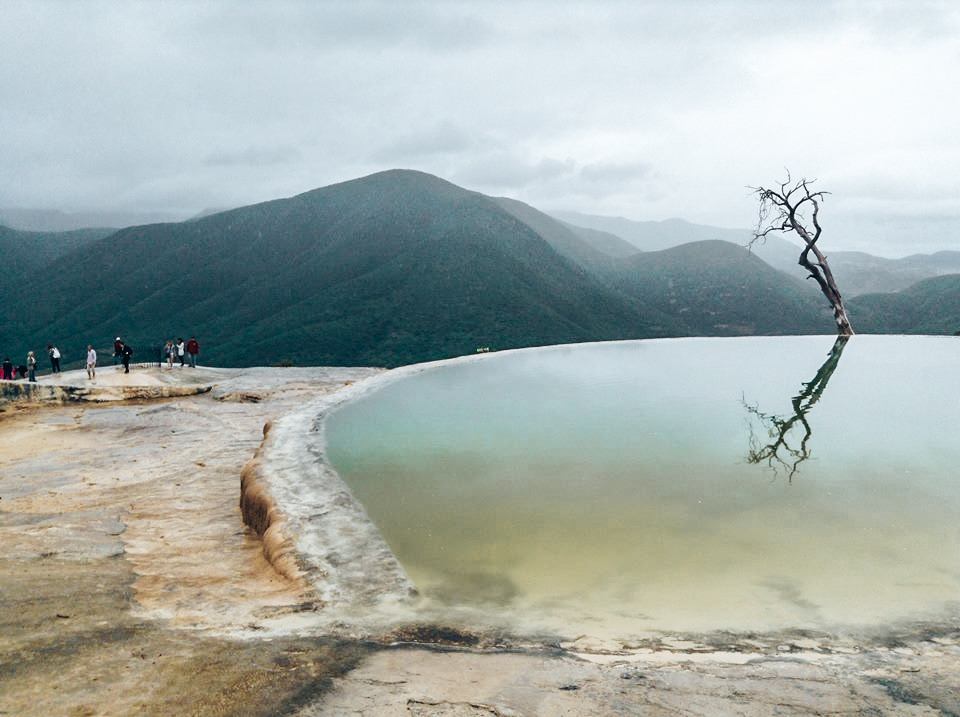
[2,170,959,368]
[0,208,190,232]
[554,211,960,296]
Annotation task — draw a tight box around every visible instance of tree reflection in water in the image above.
[743,336,849,481]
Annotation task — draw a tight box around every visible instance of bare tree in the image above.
[750,174,854,335]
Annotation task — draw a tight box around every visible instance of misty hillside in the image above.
[559,222,640,259]
[5,169,952,369]
[554,210,819,286]
[0,208,189,232]
[492,196,626,276]
[849,274,960,334]
[0,226,115,300]
[556,209,960,297]
[552,211,754,252]
[610,241,831,335]
[822,251,960,296]
[492,201,830,335]
[1,170,679,367]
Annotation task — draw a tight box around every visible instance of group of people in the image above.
[1,335,201,382]
[163,337,201,368]
[82,338,132,380]
[1,352,37,382]
[1,344,67,381]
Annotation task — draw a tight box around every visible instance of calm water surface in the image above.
[326,336,960,636]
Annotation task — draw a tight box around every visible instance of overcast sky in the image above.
[2,0,958,255]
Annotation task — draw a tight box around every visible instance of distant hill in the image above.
[553,209,809,281]
[5,170,949,369]
[551,211,753,252]
[187,207,234,222]
[849,274,960,334]
[559,222,640,258]
[730,244,960,297]
[490,200,829,334]
[0,207,189,232]
[0,224,115,291]
[1,171,678,368]
[745,244,960,296]
[821,251,960,297]
[610,240,831,335]
[492,197,626,275]
[555,209,960,297]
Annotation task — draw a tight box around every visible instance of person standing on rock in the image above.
[2,357,12,380]
[176,338,185,367]
[164,340,175,369]
[26,351,36,382]
[113,337,123,366]
[121,342,134,374]
[47,344,61,374]
[186,336,200,368]
[86,345,97,380]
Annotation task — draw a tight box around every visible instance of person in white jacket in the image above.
[86,345,97,380]
[47,344,61,373]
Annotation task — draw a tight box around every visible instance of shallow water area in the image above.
[326,336,960,639]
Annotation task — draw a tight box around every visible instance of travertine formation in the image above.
[239,376,416,620]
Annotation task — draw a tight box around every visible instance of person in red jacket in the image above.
[186,336,200,368]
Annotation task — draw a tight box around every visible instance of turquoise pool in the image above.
[326,336,960,636]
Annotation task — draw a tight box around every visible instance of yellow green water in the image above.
[326,336,960,637]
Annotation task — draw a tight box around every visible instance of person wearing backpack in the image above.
[121,342,134,374]
[176,338,185,367]
[26,351,36,382]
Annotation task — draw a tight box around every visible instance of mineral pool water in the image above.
[326,336,960,638]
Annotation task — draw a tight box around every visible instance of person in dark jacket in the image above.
[2,357,12,380]
[186,336,200,368]
[121,342,134,374]
[113,337,123,366]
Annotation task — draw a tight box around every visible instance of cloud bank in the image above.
[1,0,958,255]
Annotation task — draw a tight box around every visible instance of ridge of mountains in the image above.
[0,225,115,277]
[2,169,959,368]
[0,207,190,232]
[555,211,960,297]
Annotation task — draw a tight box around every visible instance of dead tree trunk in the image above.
[750,175,854,335]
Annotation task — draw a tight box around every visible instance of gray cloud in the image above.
[1,0,959,255]
[454,154,575,189]
[579,162,653,184]
[204,146,302,167]
[371,121,479,162]
[188,1,494,52]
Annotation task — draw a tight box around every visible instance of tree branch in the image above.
[749,172,854,335]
